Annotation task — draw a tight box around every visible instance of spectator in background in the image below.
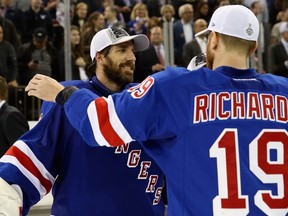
[17,27,58,85]
[244,0,269,23]
[219,0,230,5]
[56,0,76,28]
[76,0,103,17]
[0,75,29,157]
[128,2,149,35]
[171,0,196,20]
[268,21,288,77]
[159,4,176,26]
[250,0,270,72]
[182,18,207,67]
[102,0,117,8]
[17,0,30,11]
[100,0,125,24]
[173,3,194,66]
[43,0,58,20]
[22,0,54,44]
[215,0,230,9]
[0,0,24,39]
[71,1,88,32]
[270,8,288,45]
[0,15,21,52]
[0,25,18,87]
[54,0,77,49]
[104,5,127,30]
[146,16,161,36]
[144,0,162,17]
[17,27,58,120]
[81,11,105,63]
[232,0,244,4]
[114,0,136,23]
[194,0,210,22]
[269,0,288,26]
[134,25,166,82]
[59,25,87,81]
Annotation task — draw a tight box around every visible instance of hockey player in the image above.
[0,27,165,215]
[26,5,288,215]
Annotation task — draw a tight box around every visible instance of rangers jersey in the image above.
[62,66,288,215]
[0,76,165,215]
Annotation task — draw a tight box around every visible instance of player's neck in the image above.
[213,52,248,70]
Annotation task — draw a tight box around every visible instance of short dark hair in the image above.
[0,76,8,100]
[86,45,112,78]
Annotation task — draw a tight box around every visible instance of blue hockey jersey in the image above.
[63,66,288,215]
[0,76,165,215]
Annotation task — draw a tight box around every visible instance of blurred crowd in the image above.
[1,0,288,119]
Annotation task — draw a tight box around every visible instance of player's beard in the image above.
[103,55,135,87]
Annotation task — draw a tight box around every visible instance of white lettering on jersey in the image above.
[127,150,141,167]
[114,143,130,154]
[138,161,151,179]
[194,92,288,124]
[146,175,158,193]
[153,187,163,205]
[114,144,162,204]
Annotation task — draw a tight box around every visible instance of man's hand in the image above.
[8,80,18,87]
[25,74,64,102]
[152,63,165,72]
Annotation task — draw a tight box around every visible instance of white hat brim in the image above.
[195,28,210,38]
[113,34,149,52]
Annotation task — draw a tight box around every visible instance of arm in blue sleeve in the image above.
[0,103,62,214]
[64,88,101,146]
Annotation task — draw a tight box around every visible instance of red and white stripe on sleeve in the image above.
[0,140,55,198]
[87,95,133,147]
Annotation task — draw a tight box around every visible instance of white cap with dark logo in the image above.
[90,27,150,60]
[195,5,259,42]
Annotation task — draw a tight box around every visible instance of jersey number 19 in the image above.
[210,129,288,216]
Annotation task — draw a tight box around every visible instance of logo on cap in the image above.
[246,23,254,36]
[37,32,44,37]
[107,27,129,42]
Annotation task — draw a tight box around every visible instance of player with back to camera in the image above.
[26,5,288,216]
[0,27,166,215]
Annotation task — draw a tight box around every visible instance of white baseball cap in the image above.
[195,5,259,41]
[90,27,149,60]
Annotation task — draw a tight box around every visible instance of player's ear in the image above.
[95,52,103,63]
[209,31,218,50]
[248,41,258,57]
